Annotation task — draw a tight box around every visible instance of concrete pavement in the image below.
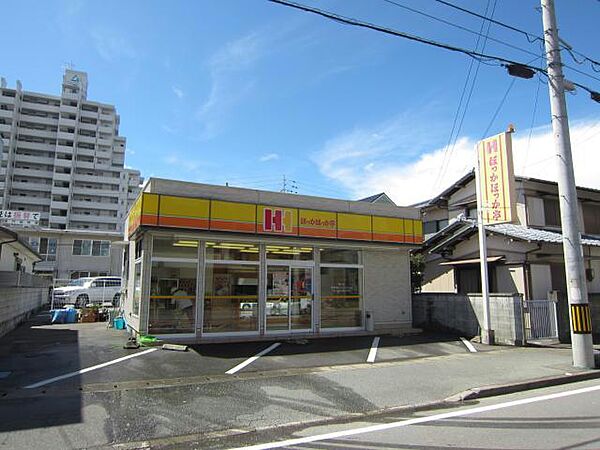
[0,313,599,449]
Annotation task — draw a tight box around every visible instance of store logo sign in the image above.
[263,208,292,233]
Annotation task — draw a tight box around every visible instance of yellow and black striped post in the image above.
[570,304,592,334]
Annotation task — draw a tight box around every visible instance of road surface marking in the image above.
[226,342,281,375]
[366,337,380,363]
[24,348,158,389]
[229,382,600,450]
[460,337,477,353]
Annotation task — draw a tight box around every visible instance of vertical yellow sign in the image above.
[477,132,516,224]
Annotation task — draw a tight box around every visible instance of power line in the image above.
[380,0,539,59]
[433,0,600,74]
[433,0,496,193]
[481,77,516,139]
[268,0,600,97]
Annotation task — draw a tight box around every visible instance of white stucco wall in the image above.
[363,248,412,332]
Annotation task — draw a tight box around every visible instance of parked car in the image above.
[53,276,122,307]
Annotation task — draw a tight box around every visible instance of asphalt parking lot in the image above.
[0,312,490,394]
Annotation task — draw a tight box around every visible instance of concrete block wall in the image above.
[0,287,49,337]
[413,293,525,345]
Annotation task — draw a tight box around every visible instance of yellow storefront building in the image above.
[124,178,422,341]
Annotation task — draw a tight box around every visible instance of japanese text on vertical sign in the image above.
[477,132,516,225]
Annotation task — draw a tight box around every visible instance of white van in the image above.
[53,276,122,307]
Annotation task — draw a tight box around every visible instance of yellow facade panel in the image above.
[338,213,371,232]
[141,193,159,215]
[159,195,210,218]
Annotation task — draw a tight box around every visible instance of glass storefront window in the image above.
[149,260,197,334]
[206,242,259,262]
[203,263,259,333]
[320,266,362,328]
[320,248,360,265]
[132,261,141,316]
[153,237,198,259]
[266,245,313,261]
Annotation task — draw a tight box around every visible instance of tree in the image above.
[410,253,425,293]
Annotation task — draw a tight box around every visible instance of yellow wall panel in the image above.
[141,193,159,215]
[160,195,209,218]
[210,200,256,233]
[338,213,371,231]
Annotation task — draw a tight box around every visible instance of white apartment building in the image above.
[0,69,141,232]
[0,69,142,280]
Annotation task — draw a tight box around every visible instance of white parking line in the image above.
[460,337,478,353]
[366,336,380,363]
[229,382,600,450]
[226,342,281,375]
[24,348,158,389]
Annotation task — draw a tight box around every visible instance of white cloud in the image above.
[126,148,135,155]
[259,153,280,162]
[91,28,136,62]
[195,32,266,140]
[172,86,184,99]
[313,117,600,206]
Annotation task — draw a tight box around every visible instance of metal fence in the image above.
[525,299,559,340]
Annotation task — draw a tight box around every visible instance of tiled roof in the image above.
[486,223,600,247]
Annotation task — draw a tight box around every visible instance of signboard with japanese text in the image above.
[0,210,40,227]
[476,132,516,224]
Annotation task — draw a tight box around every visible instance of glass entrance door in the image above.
[266,265,313,332]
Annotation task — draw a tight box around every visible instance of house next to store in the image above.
[417,171,600,341]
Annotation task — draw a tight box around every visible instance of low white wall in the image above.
[0,287,49,337]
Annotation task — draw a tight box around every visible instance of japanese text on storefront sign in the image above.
[299,217,336,228]
[0,210,41,226]
[476,132,516,225]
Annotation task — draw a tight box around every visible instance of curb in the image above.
[446,369,600,402]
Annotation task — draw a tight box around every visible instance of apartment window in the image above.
[72,239,110,256]
[583,203,600,235]
[29,237,57,261]
[544,198,561,227]
[423,219,449,235]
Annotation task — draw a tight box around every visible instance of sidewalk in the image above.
[1,333,599,449]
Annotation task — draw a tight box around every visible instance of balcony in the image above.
[21,114,58,126]
[80,109,98,119]
[21,101,60,113]
[77,134,96,145]
[16,141,53,152]
[54,158,73,168]
[0,95,16,105]
[55,144,74,154]
[74,173,120,186]
[19,128,56,140]
[56,131,74,141]
[58,117,77,128]
[0,123,11,133]
[10,196,51,206]
[69,213,118,224]
[11,181,52,192]
[0,109,14,119]
[51,186,70,196]
[12,168,54,179]
[71,200,119,210]
[78,122,96,132]
[15,154,54,165]
[59,104,78,115]
[62,92,79,101]
[49,215,67,224]
[53,172,72,182]
[50,200,69,210]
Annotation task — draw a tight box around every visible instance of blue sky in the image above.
[3,0,600,205]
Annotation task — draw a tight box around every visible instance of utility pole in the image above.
[541,0,595,368]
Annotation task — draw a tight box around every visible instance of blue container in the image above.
[65,308,77,323]
[114,317,125,330]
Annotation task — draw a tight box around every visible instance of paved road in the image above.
[222,379,600,450]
